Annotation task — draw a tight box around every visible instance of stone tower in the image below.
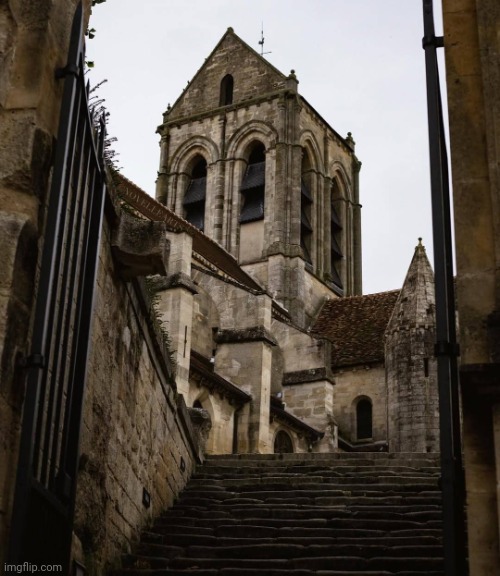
[156,28,362,327]
[385,240,440,452]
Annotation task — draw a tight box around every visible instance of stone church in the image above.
[142,28,440,455]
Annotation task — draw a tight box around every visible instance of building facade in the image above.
[150,29,440,457]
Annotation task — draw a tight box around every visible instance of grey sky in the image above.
[86,0,446,295]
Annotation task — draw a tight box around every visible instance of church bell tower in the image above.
[156,28,362,327]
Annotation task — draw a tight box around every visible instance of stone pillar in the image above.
[215,338,273,453]
[213,294,275,453]
[156,231,197,398]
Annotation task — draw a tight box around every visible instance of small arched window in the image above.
[274,430,294,454]
[240,142,265,223]
[193,399,203,409]
[219,74,234,106]
[183,156,207,231]
[356,398,373,440]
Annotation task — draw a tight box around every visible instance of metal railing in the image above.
[8,2,107,570]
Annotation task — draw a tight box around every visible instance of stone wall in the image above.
[332,364,387,444]
[74,206,201,574]
[443,0,500,573]
[0,0,91,566]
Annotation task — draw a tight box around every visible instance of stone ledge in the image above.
[215,326,278,347]
[153,272,198,295]
[283,368,335,386]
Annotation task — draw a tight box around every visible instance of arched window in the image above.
[356,398,373,440]
[330,178,343,288]
[183,156,207,230]
[240,142,265,223]
[301,150,313,264]
[193,399,203,409]
[274,430,294,454]
[219,74,234,106]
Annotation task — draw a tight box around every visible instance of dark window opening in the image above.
[301,178,313,264]
[184,157,207,231]
[193,400,203,409]
[356,399,373,440]
[274,430,294,454]
[330,185,343,289]
[219,74,234,106]
[240,143,265,223]
[424,357,429,377]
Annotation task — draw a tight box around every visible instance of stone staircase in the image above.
[118,452,446,576]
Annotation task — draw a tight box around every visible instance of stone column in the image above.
[213,294,275,453]
[156,231,197,399]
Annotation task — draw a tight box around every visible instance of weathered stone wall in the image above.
[443,0,500,573]
[0,0,91,565]
[74,208,200,575]
[331,365,387,444]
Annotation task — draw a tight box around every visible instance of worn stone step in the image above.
[192,466,441,477]
[116,453,449,575]
[183,543,443,560]
[214,535,442,548]
[161,506,442,522]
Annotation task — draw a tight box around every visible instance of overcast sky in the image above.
[86,0,447,295]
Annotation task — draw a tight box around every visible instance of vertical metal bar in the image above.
[61,116,107,570]
[422,1,466,574]
[47,98,92,492]
[40,82,86,487]
[7,2,84,563]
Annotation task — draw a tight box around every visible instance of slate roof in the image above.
[311,290,401,368]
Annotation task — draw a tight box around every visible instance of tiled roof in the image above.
[312,290,400,367]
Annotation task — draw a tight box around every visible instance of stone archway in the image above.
[273,430,294,454]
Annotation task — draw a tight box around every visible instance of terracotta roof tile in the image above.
[312,291,400,367]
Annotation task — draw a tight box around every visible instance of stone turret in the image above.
[385,239,439,452]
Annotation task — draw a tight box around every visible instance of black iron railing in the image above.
[422,1,467,574]
[8,2,107,570]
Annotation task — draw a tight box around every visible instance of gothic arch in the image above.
[300,131,324,173]
[226,120,278,159]
[329,162,353,201]
[170,135,220,174]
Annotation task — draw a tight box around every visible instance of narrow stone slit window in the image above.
[219,74,234,106]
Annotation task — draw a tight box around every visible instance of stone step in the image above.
[167,555,443,572]
[114,454,448,575]
[160,507,442,522]
[193,466,441,476]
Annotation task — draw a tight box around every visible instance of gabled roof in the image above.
[165,28,288,121]
[311,291,400,368]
